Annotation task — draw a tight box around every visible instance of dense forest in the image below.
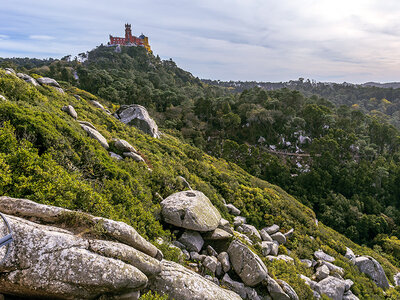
[3,46,400,266]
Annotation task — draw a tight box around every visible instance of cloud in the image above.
[0,35,9,40]
[29,35,55,41]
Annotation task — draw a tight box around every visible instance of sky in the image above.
[1,0,400,83]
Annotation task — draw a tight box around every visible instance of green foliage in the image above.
[139,291,168,300]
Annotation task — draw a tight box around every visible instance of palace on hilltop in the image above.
[108,24,152,53]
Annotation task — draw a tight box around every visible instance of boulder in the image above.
[217,252,231,273]
[227,239,268,286]
[264,224,280,235]
[344,279,354,291]
[260,241,279,256]
[123,152,145,162]
[16,73,39,86]
[190,252,206,262]
[354,256,389,289]
[161,190,221,232]
[62,105,78,119]
[225,204,241,216]
[271,232,286,244]
[149,260,242,300]
[322,261,344,276]
[345,247,356,262]
[78,121,97,130]
[300,259,313,268]
[314,250,335,262]
[112,138,137,153]
[203,256,218,273]
[0,211,162,299]
[80,124,109,149]
[0,95,6,101]
[276,280,299,300]
[218,218,234,234]
[109,152,123,160]
[343,290,359,300]
[394,272,400,286]
[262,275,290,300]
[239,224,261,240]
[266,255,294,263]
[315,265,330,281]
[207,245,218,257]
[36,77,61,87]
[284,228,294,239]
[5,68,15,74]
[233,216,246,227]
[260,229,273,242]
[315,276,346,300]
[220,273,246,299]
[178,176,192,190]
[91,100,105,110]
[204,228,232,240]
[115,104,160,138]
[179,231,204,253]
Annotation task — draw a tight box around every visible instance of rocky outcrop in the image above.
[62,105,78,119]
[0,197,162,299]
[114,105,160,138]
[354,256,389,289]
[16,73,39,86]
[161,190,221,232]
[36,77,61,87]
[80,123,109,149]
[227,239,268,286]
[263,275,290,300]
[315,276,346,300]
[149,260,241,300]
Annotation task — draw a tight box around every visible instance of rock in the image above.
[264,224,280,235]
[0,212,160,299]
[161,190,221,232]
[225,204,240,216]
[182,249,190,260]
[78,120,97,130]
[80,124,109,149]
[227,239,268,286]
[16,73,39,86]
[276,279,299,300]
[115,104,160,138]
[179,231,204,253]
[233,216,246,227]
[36,77,61,87]
[217,252,231,273]
[354,256,389,289]
[322,261,344,276]
[244,287,262,300]
[207,245,218,257]
[178,176,192,190]
[73,94,81,100]
[54,87,65,94]
[123,152,145,162]
[220,273,246,299]
[344,279,354,291]
[234,231,253,245]
[0,196,161,259]
[394,272,400,286]
[204,228,233,240]
[300,259,313,268]
[112,138,137,153]
[190,252,206,262]
[203,256,218,273]
[315,265,330,281]
[109,152,123,160]
[260,229,273,242]
[284,228,294,239]
[266,255,294,263]
[262,275,290,300]
[260,241,279,256]
[62,105,78,119]
[299,274,318,290]
[345,247,356,262]
[149,260,242,300]
[0,95,6,101]
[239,224,261,240]
[218,218,234,234]
[91,100,105,109]
[314,250,335,262]
[215,261,223,277]
[315,276,346,300]
[271,232,286,244]
[172,240,186,249]
[343,290,359,300]
[5,67,15,74]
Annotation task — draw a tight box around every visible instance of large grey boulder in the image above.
[271,232,286,244]
[276,280,299,300]
[238,224,261,240]
[36,77,61,87]
[179,231,204,252]
[112,138,137,153]
[62,105,78,119]
[217,252,231,273]
[115,105,160,138]
[0,202,163,299]
[264,224,280,235]
[221,273,246,298]
[394,272,400,286]
[149,260,242,300]
[80,124,109,149]
[161,190,221,232]
[16,73,39,86]
[315,276,346,300]
[315,265,330,281]
[227,239,268,286]
[260,241,279,256]
[203,228,232,240]
[262,275,290,300]
[225,204,241,216]
[260,229,273,242]
[345,247,356,262]
[354,256,389,289]
[314,250,335,262]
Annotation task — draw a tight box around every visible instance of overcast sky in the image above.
[1,0,400,83]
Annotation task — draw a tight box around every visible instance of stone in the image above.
[54,87,65,94]
[115,104,160,138]
[80,124,109,149]
[203,256,218,273]
[264,224,280,235]
[276,280,299,300]
[36,77,61,87]
[344,279,354,291]
[262,275,290,300]
[204,228,233,240]
[73,94,81,100]
[234,231,253,244]
[220,273,246,299]
[354,256,389,289]
[227,239,268,286]
[217,252,231,273]
[300,259,313,268]
[0,95,6,101]
[394,272,400,286]
[62,105,78,119]
[207,245,218,257]
[315,265,330,281]
[218,218,234,234]
[91,100,105,110]
[345,247,356,262]
[215,261,223,277]
[314,250,335,262]
[299,274,317,290]
[190,252,206,262]
[240,224,262,240]
[322,261,344,276]
[178,176,192,190]
[284,228,294,239]
[260,229,273,242]
[161,190,221,232]
[225,204,241,216]
[123,152,145,162]
[16,73,39,86]
[233,216,246,227]
[271,232,286,244]
[179,231,204,252]
[78,120,97,130]
[266,255,294,263]
[172,240,186,249]
[5,67,15,74]
[112,138,137,153]
[182,249,190,260]
[315,276,346,300]
[244,287,262,300]
[260,241,279,256]
[109,152,123,160]
[343,290,359,300]
[149,261,242,300]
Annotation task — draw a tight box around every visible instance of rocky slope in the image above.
[0,69,400,299]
